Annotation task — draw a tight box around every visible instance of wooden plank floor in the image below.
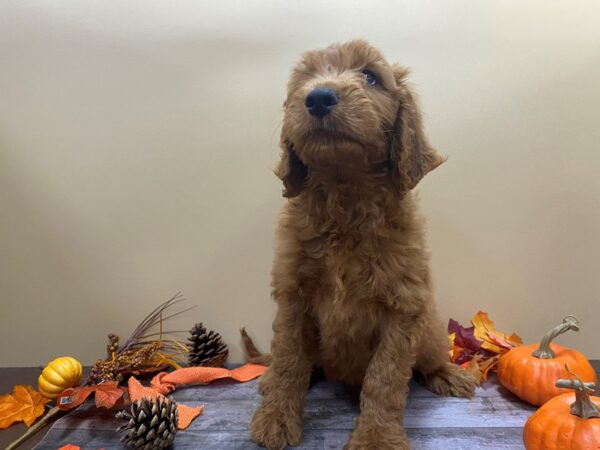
[30,375,533,450]
[17,361,599,449]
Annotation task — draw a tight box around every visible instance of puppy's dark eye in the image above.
[362,70,378,86]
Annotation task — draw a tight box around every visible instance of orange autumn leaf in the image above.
[447,332,456,359]
[479,354,500,381]
[0,385,50,429]
[447,333,457,357]
[463,354,483,385]
[448,332,456,348]
[450,345,464,364]
[487,330,522,351]
[471,311,522,354]
[471,311,502,353]
[58,446,105,450]
[459,354,500,383]
[57,382,125,411]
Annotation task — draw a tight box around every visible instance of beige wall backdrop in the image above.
[1,1,600,367]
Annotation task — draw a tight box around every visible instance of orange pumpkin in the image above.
[524,377,600,450]
[497,316,597,405]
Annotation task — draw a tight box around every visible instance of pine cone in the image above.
[187,323,228,367]
[115,396,179,449]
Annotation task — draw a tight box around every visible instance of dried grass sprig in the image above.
[87,293,194,384]
[120,292,194,353]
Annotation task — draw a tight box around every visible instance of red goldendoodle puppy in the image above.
[249,40,476,450]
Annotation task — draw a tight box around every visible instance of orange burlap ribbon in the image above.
[128,363,267,429]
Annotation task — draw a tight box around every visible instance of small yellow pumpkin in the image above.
[38,356,83,399]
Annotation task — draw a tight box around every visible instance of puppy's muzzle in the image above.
[305,88,338,118]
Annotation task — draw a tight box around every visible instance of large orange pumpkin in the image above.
[497,316,597,405]
[524,377,600,450]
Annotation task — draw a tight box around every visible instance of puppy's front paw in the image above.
[423,361,477,398]
[250,402,303,450]
[344,422,410,450]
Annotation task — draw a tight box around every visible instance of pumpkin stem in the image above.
[5,405,63,450]
[556,366,600,419]
[532,316,579,359]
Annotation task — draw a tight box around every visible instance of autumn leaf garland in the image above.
[56,382,126,411]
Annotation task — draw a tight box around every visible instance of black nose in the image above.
[305,88,338,118]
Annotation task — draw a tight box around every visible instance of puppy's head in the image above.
[276,40,444,197]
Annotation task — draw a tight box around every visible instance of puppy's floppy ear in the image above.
[390,65,446,191]
[274,140,308,198]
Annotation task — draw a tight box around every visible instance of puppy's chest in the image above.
[310,279,382,372]
[310,288,381,340]
[300,237,386,343]
[299,232,392,304]
[295,228,405,380]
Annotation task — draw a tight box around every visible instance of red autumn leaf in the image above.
[453,348,474,365]
[94,384,126,409]
[448,319,483,354]
[57,382,125,411]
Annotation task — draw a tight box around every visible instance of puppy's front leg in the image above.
[250,300,314,450]
[345,314,423,450]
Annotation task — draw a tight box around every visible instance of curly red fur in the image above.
[250,40,476,450]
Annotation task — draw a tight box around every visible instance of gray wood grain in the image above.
[52,396,535,432]
[33,378,531,449]
[32,427,526,450]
